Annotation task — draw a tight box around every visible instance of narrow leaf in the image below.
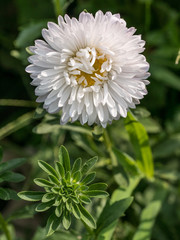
[72,204,81,219]
[81,156,98,175]
[72,170,82,183]
[38,160,59,178]
[34,178,54,188]
[71,158,82,175]
[85,190,109,198]
[48,175,59,185]
[46,213,61,237]
[124,111,154,178]
[59,146,71,173]
[41,193,55,203]
[79,204,96,229]
[36,200,54,212]
[62,211,71,230]
[81,172,96,185]
[79,195,91,204]
[55,162,65,178]
[55,203,63,217]
[18,191,44,202]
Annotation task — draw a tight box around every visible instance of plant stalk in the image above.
[0,213,12,240]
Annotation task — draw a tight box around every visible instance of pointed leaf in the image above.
[0,172,25,183]
[46,213,61,237]
[72,170,82,183]
[36,200,54,212]
[18,191,44,202]
[41,193,55,203]
[55,162,65,178]
[81,172,96,185]
[79,204,96,229]
[81,156,98,175]
[72,204,81,219]
[124,112,154,178]
[38,160,59,178]
[85,190,109,198]
[79,195,91,204]
[48,175,59,185]
[55,203,63,217]
[88,183,108,191]
[71,158,82,175]
[62,211,71,230]
[59,146,71,173]
[34,178,54,188]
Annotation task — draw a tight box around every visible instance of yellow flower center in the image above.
[67,47,111,88]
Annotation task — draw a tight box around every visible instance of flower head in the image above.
[26,11,150,127]
[18,146,108,235]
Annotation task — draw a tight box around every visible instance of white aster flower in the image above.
[26,11,150,127]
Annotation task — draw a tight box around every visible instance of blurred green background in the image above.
[0,0,180,239]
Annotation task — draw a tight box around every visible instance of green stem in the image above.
[103,128,112,155]
[52,0,63,17]
[0,213,12,240]
[0,99,38,108]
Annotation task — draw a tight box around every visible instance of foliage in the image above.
[0,0,180,239]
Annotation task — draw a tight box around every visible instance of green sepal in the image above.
[36,200,55,212]
[81,156,98,175]
[62,210,71,230]
[59,146,71,173]
[45,213,61,237]
[79,204,96,229]
[42,193,55,203]
[71,158,82,175]
[38,160,59,179]
[81,172,96,185]
[55,162,65,178]
[34,178,54,188]
[84,190,109,198]
[18,191,44,202]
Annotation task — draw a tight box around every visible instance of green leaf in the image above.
[59,146,71,173]
[62,211,71,230]
[48,175,60,185]
[0,188,19,200]
[96,197,133,235]
[81,156,98,175]
[0,171,25,183]
[111,147,140,177]
[38,160,59,179]
[45,213,61,237]
[124,111,154,178]
[0,158,26,174]
[41,193,55,203]
[81,172,96,185]
[71,158,82,175]
[18,191,44,202]
[72,170,82,182]
[88,183,108,191]
[34,178,54,188]
[36,200,54,212]
[85,190,109,198]
[55,203,63,217]
[55,162,65,178]
[72,204,81,219]
[79,195,91,204]
[79,204,96,229]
